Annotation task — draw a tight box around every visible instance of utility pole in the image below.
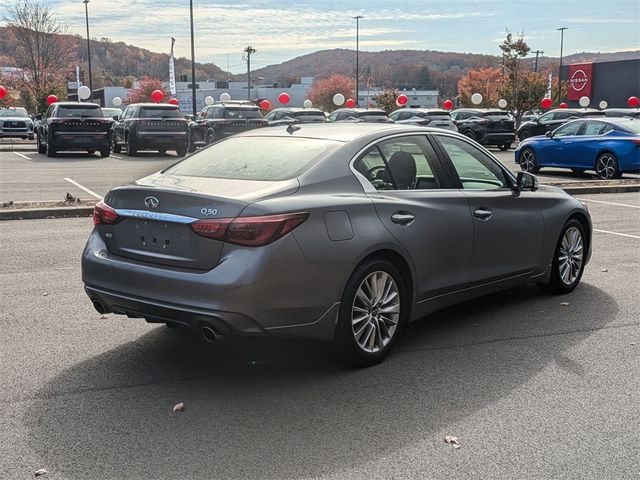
[189,0,197,116]
[353,15,363,107]
[243,46,256,101]
[556,27,568,103]
[82,0,93,102]
[533,50,544,73]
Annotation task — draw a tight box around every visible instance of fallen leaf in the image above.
[560,302,569,306]
[173,402,185,412]
[42,293,49,297]
[100,314,108,319]
[444,435,460,446]
[35,468,48,476]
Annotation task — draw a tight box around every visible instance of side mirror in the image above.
[516,171,539,192]
[545,131,554,138]
[112,115,119,121]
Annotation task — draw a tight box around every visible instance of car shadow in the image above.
[25,282,615,479]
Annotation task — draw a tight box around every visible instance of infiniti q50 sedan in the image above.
[82,123,592,366]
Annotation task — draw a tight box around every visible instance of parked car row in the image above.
[0,107,34,140]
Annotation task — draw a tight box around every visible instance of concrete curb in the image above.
[0,206,93,221]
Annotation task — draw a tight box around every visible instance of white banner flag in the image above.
[169,37,176,95]
[545,73,552,99]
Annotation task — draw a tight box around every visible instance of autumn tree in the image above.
[4,0,76,113]
[125,77,169,104]
[307,74,354,111]
[457,67,503,107]
[373,88,400,114]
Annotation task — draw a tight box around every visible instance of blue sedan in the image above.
[515,117,640,179]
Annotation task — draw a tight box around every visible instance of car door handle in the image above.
[473,208,493,221]
[391,212,415,225]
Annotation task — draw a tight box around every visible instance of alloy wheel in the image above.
[558,226,584,286]
[596,154,617,179]
[520,149,536,172]
[351,271,400,353]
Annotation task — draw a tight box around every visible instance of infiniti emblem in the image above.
[144,196,159,209]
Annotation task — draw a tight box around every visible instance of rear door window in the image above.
[57,106,103,118]
[139,107,181,118]
[554,121,584,137]
[581,121,606,136]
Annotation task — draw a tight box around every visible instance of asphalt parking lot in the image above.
[0,191,638,479]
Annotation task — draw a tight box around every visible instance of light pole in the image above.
[353,15,363,107]
[82,0,93,102]
[533,50,544,73]
[557,27,568,103]
[189,0,197,117]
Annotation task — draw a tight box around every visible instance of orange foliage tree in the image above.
[307,74,354,111]
[125,77,170,104]
[457,67,503,107]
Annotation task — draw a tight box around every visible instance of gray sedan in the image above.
[82,124,592,366]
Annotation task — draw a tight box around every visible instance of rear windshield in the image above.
[165,136,342,181]
[481,111,512,120]
[0,108,28,118]
[618,121,640,133]
[224,108,262,119]
[57,106,103,118]
[294,111,325,118]
[139,107,181,118]
[424,110,450,117]
[102,108,122,117]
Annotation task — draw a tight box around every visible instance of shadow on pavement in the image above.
[25,282,615,479]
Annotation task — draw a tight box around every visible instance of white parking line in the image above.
[578,198,640,209]
[13,151,31,160]
[111,155,122,159]
[594,229,640,240]
[63,177,103,200]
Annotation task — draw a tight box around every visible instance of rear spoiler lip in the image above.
[114,209,198,224]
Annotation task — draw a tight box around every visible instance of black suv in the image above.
[187,103,267,152]
[264,107,327,126]
[36,102,111,157]
[603,108,640,119]
[112,103,188,156]
[388,108,458,132]
[517,108,605,141]
[449,109,515,150]
[328,108,391,123]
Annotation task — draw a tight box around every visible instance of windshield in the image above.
[57,106,103,118]
[165,136,342,181]
[482,111,512,120]
[0,108,29,118]
[102,108,122,117]
[224,108,262,119]
[139,107,181,118]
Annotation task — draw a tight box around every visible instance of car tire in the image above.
[463,130,476,141]
[87,150,95,155]
[176,145,187,157]
[45,141,56,158]
[519,147,540,173]
[537,219,587,294]
[335,258,408,367]
[126,137,137,156]
[158,149,167,155]
[595,152,621,180]
[100,147,110,158]
[518,129,531,141]
[499,143,512,151]
[112,140,122,154]
[206,130,216,145]
[37,135,46,154]
[187,134,196,153]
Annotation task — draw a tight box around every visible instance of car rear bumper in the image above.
[0,130,33,138]
[134,132,187,149]
[51,132,109,149]
[479,133,516,145]
[81,229,345,341]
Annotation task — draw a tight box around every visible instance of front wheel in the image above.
[519,147,540,173]
[176,145,187,157]
[518,129,531,141]
[126,137,137,156]
[100,147,110,158]
[45,141,56,158]
[537,219,587,294]
[206,130,216,145]
[595,152,621,180]
[463,130,476,141]
[37,134,46,154]
[335,259,407,367]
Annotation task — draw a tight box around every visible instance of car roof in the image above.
[129,103,179,108]
[271,107,325,113]
[397,108,450,113]
[334,108,387,113]
[238,122,446,142]
[211,103,259,108]
[55,102,101,107]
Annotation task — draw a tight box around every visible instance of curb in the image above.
[0,206,93,221]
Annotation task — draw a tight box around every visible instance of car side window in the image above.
[554,121,583,137]
[436,135,509,190]
[538,112,555,122]
[600,124,614,134]
[581,121,605,136]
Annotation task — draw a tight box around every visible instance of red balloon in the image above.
[558,102,568,109]
[168,98,179,106]
[151,90,164,102]
[397,94,408,106]
[628,96,639,108]
[345,98,356,108]
[278,92,290,105]
[540,98,553,110]
[0,85,7,100]
[443,99,453,110]
[46,94,58,105]
[259,99,271,110]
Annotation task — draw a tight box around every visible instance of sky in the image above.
[38,0,640,73]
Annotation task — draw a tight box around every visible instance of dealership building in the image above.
[560,58,640,108]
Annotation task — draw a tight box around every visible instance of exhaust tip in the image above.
[200,325,218,343]
[92,299,107,315]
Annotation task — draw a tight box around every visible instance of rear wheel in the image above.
[112,137,122,153]
[595,152,621,180]
[335,259,407,367]
[537,219,586,294]
[206,130,216,145]
[187,133,196,153]
[463,130,476,141]
[176,145,187,157]
[126,137,137,156]
[518,129,531,141]
[45,141,56,158]
[158,149,167,155]
[100,147,110,158]
[37,134,46,154]
[519,147,540,173]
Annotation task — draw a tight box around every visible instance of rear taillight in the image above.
[93,200,119,225]
[190,212,309,247]
[631,139,640,146]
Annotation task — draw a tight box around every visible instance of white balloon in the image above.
[112,96,122,107]
[579,96,590,108]
[471,93,483,105]
[205,95,215,106]
[219,92,231,102]
[333,93,345,106]
[599,100,608,109]
[303,99,312,109]
[78,85,91,100]
[498,99,507,109]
